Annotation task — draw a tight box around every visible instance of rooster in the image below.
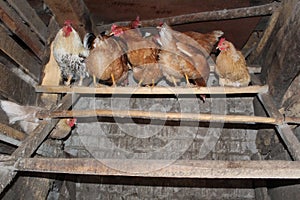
[157,24,210,87]
[215,38,251,87]
[52,20,89,86]
[0,100,76,139]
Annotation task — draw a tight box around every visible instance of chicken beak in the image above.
[216,46,219,50]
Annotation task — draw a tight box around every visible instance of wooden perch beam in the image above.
[35,85,269,95]
[15,158,300,179]
[97,2,280,31]
[36,109,300,125]
[36,109,282,125]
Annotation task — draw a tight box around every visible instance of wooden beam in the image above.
[35,85,269,95]
[250,9,281,62]
[6,0,48,43]
[251,75,300,161]
[15,158,300,179]
[97,2,280,32]
[0,63,37,105]
[0,123,27,146]
[0,1,45,59]
[36,109,283,125]
[258,92,300,161]
[44,0,96,38]
[0,79,92,195]
[0,26,41,82]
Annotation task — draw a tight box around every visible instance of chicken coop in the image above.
[0,0,300,199]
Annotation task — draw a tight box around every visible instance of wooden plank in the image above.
[0,63,37,105]
[44,0,96,38]
[36,109,281,125]
[15,158,300,179]
[35,85,269,95]
[0,1,45,59]
[0,123,26,142]
[98,2,280,32]
[250,9,281,62]
[6,0,48,43]
[276,124,300,161]
[0,26,41,82]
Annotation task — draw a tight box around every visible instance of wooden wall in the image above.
[257,0,300,107]
[0,0,55,105]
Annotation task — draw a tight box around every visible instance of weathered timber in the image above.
[40,43,61,109]
[36,109,282,125]
[0,1,45,59]
[97,2,280,32]
[6,0,48,43]
[44,0,96,38]
[35,85,269,95]
[15,158,300,179]
[0,79,92,195]
[259,1,300,105]
[0,63,37,105]
[250,9,281,62]
[258,91,300,161]
[0,123,26,146]
[0,26,41,81]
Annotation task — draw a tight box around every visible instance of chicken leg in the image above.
[111,73,116,87]
[65,75,73,86]
[184,73,191,86]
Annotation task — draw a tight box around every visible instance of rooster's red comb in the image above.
[64,20,72,26]
[218,38,226,46]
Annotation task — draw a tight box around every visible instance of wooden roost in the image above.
[0,1,300,199]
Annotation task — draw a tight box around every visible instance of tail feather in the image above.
[0,100,41,124]
[83,32,96,50]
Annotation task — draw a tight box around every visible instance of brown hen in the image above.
[85,35,128,86]
[183,30,224,54]
[157,23,210,90]
[111,24,162,86]
[215,38,250,87]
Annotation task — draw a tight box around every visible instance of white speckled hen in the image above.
[52,20,89,86]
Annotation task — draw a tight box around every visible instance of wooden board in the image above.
[35,85,269,95]
[0,1,45,59]
[6,0,48,43]
[0,63,37,105]
[0,26,42,82]
[15,158,300,179]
